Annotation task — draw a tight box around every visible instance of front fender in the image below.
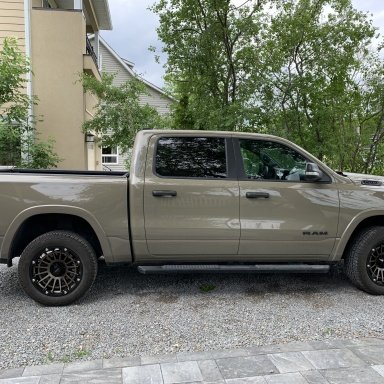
[331,209,384,260]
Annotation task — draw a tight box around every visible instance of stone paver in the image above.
[267,351,315,373]
[197,359,223,382]
[61,367,122,383]
[63,358,103,374]
[141,353,177,365]
[38,374,62,384]
[249,341,315,355]
[352,338,384,347]
[310,340,361,350]
[0,368,24,380]
[301,370,330,384]
[22,362,64,376]
[321,367,384,384]
[1,338,384,384]
[215,355,278,379]
[177,351,213,362]
[122,364,162,384]
[302,349,365,370]
[210,349,250,359]
[0,377,40,384]
[264,372,308,384]
[373,366,384,377]
[103,356,141,369]
[161,361,203,384]
[350,346,384,365]
[226,377,267,384]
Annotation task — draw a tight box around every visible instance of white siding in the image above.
[99,43,173,115]
[0,0,25,50]
[97,42,174,172]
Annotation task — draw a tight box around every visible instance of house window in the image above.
[102,147,118,164]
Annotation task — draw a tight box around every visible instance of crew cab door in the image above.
[143,134,240,259]
[236,137,340,259]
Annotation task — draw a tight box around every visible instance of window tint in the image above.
[239,139,307,181]
[155,137,227,178]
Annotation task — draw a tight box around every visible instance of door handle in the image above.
[152,190,177,197]
[246,192,270,199]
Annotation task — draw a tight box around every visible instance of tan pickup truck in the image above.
[1,130,384,305]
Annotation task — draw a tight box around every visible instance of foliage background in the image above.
[150,0,384,173]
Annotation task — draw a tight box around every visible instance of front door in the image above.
[143,134,240,260]
[236,137,339,260]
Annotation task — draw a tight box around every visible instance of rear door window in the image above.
[155,137,228,178]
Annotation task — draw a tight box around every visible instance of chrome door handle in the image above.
[152,190,177,197]
[246,192,270,199]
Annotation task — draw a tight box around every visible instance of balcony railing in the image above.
[86,36,98,68]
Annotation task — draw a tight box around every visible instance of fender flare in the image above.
[332,209,384,260]
[1,205,113,263]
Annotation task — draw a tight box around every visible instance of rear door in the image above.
[143,134,240,260]
[236,137,340,259]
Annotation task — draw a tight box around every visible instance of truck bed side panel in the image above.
[0,174,131,264]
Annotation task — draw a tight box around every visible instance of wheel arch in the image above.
[1,206,113,265]
[333,213,384,260]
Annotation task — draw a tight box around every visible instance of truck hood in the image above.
[344,172,384,186]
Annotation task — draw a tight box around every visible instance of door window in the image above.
[155,137,227,178]
[239,139,307,181]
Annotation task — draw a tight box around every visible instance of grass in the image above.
[75,349,91,358]
[51,349,92,364]
[60,355,71,364]
[199,283,216,293]
[322,327,335,337]
[45,351,54,363]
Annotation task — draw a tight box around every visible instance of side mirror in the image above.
[304,162,322,182]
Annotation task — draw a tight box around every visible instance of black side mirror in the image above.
[304,162,322,182]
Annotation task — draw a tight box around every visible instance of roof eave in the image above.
[92,0,113,30]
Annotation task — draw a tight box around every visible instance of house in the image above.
[0,0,112,170]
[90,35,174,171]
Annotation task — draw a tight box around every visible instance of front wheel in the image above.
[344,226,384,295]
[18,230,98,306]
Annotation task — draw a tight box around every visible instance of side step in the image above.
[137,264,330,274]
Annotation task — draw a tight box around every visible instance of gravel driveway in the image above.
[1,260,383,369]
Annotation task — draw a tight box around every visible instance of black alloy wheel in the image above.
[367,244,384,286]
[19,230,98,306]
[30,246,83,297]
[344,226,384,295]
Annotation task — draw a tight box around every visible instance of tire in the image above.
[344,226,384,295]
[18,230,98,306]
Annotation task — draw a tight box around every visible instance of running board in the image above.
[137,264,330,274]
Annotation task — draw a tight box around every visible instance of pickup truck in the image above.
[1,130,384,306]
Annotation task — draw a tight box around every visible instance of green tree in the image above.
[0,37,60,168]
[152,0,384,173]
[151,0,264,131]
[81,72,165,154]
[260,0,384,172]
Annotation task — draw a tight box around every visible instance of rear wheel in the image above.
[18,230,98,306]
[344,226,384,295]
